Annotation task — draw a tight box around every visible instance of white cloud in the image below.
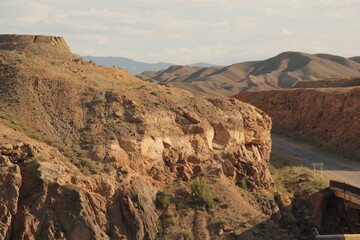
[317,0,359,7]
[120,27,151,36]
[279,28,293,36]
[145,44,234,64]
[0,0,359,64]
[19,15,47,25]
[28,2,50,13]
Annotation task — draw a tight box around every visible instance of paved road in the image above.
[271,135,360,188]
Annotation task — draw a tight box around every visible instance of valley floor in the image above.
[272,135,360,187]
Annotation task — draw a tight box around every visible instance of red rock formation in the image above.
[0,35,274,240]
[234,86,360,156]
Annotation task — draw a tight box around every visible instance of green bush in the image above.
[176,231,192,240]
[220,204,229,209]
[30,133,43,141]
[156,191,171,210]
[63,184,82,191]
[33,156,46,163]
[236,178,248,191]
[190,178,214,208]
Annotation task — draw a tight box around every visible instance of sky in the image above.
[0,0,359,65]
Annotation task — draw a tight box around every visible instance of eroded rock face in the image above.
[0,35,273,240]
[0,164,21,240]
[0,137,160,240]
[0,96,273,239]
[0,34,70,52]
[234,87,360,156]
[103,95,273,190]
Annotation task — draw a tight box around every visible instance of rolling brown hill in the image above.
[350,56,360,63]
[0,34,299,240]
[138,52,360,97]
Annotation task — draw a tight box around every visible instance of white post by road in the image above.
[312,162,324,178]
[320,165,323,177]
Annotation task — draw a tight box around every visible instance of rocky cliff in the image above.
[0,35,275,240]
[234,85,360,156]
[0,34,70,52]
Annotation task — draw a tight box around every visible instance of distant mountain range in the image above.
[137,52,360,96]
[77,55,217,75]
[350,56,360,63]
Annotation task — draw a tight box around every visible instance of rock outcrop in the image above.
[0,34,70,52]
[0,35,273,240]
[234,86,360,156]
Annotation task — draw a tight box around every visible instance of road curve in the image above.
[271,135,360,188]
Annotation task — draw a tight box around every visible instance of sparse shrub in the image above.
[0,113,10,120]
[150,91,157,96]
[157,219,163,234]
[176,231,192,240]
[63,184,82,191]
[168,107,177,112]
[33,156,46,163]
[236,178,248,191]
[156,191,171,210]
[63,149,76,159]
[49,151,57,158]
[162,212,173,219]
[103,164,115,173]
[227,117,237,124]
[80,158,98,174]
[30,133,43,141]
[50,141,63,150]
[268,164,277,174]
[161,212,176,226]
[1,115,29,133]
[190,177,214,208]
[81,166,91,176]
[43,137,55,146]
[216,220,226,226]
[220,203,229,209]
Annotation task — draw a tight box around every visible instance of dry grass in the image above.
[269,153,329,196]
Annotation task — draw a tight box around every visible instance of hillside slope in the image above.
[350,56,360,63]
[0,34,279,240]
[138,52,360,96]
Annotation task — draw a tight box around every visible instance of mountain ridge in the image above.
[77,55,218,75]
[138,51,360,96]
[350,56,360,63]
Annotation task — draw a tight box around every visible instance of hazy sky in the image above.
[1,0,359,65]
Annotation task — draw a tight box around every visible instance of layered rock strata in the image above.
[0,35,273,240]
[234,87,360,156]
